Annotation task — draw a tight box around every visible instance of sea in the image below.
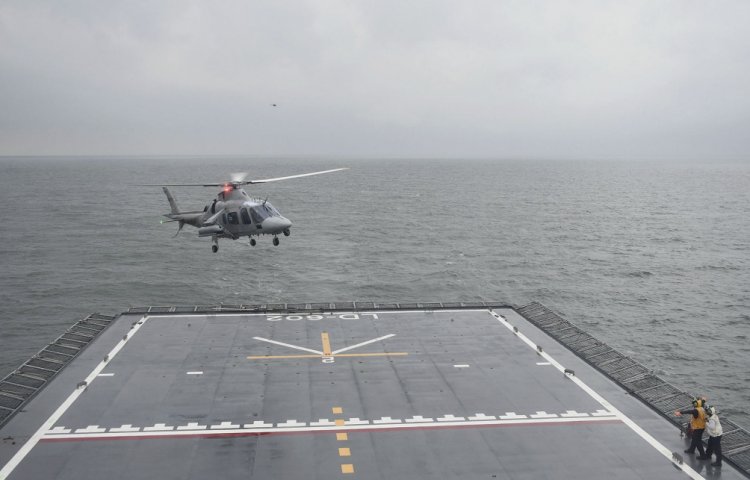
[0,156,748,426]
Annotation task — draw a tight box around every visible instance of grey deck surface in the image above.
[0,308,741,479]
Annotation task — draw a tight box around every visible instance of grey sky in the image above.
[1,1,749,159]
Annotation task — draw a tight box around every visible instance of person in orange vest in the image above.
[675,398,707,457]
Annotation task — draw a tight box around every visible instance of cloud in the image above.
[1,0,749,158]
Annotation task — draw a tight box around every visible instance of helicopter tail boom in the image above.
[163,187,180,214]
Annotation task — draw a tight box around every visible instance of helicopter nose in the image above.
[263,217,292,232]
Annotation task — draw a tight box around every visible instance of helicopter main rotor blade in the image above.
[244,168,348,184]
[138,183,224,187]
[230,172,249,183]
[137,168,348,187]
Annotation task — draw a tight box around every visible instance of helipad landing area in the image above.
[0,308,742,479]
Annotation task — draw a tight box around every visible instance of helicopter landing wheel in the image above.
[273,237,280,246]
[212,245,218,253]
[250,238,256,246]
[283,228,290,237]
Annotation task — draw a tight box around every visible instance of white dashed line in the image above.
[43,411,620,441]
[176,423,206,431]
[143,423,173,432]
[210,421,239,429]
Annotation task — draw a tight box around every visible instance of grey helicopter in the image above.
[145,168,347,253]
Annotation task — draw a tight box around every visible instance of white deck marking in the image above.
[186,371,203,375]
[373,417,402,424]
[561,410,589,418]
[46,427,71,434]
[75,426,106,434]
[0,314,151,479]
[143,423,173,432]
[97,373,115,377]
[499,412,527,419]
[345,418,370,426]
[311,419,337,427]
[40,413,620,441]
[453,364,470,368]
[487,310,705,479]
[437,415,465,422]
[252,336,323,355]
[277,420,307,427]
[405,416,434,423]
[110,424,141,433]
[536,362,551,366]
[530,411,557,419]
[243,421,272,428]
[331,334,396,355]
[176,423,206,431]
[211,421,239,429]
[468,414,496,421]
[142,309,486,320]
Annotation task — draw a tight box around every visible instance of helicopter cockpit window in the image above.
[241,208,252,224]
[263,203,280,217]
[249,206,270,224]
[227,212,239,225]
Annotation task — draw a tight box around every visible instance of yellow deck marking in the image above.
[336,432,348,441]
[248,333,407,365]
[335,419,345,426]
[321,332,332,356]
[341,464,355,474]
[339,447,351,457]
[332,407,343,414]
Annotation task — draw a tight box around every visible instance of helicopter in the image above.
[145,168,347,253]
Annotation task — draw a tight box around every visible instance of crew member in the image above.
[700,405,723,467]
[675,398,707,457]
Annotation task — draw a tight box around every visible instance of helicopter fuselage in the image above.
[198,189,292,239]
[163,186,292,251]
[153,166,346,252]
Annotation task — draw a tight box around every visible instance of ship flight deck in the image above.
[0,304,745,479]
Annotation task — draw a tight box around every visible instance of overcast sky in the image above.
[1,1,749,159]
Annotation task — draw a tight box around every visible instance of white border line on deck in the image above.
[42,414,619,441]
[0,315,151,480]
[487,310,704,480]
[131,309,489,320]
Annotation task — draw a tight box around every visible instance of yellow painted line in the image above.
[336,432,348,441]
[332,407,343,414]
[341,464,355,474]
[339,447,351,457]
[335,419,345,426]
[321,332,332,356]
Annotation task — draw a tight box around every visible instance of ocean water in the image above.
[0,156,748,426]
